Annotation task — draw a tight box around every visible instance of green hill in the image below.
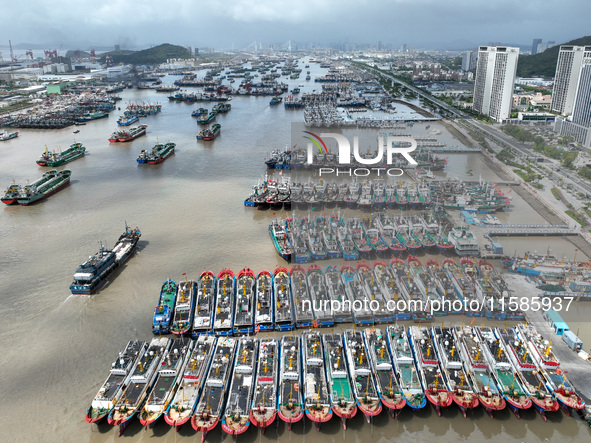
[100,43,193,65]
[516,36,591,78]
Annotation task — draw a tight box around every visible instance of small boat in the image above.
[250,339,279,432]
[222,337,258,435]
[302,331,332,430]
[152,279,178,334]
[343,330,382,421]
[191,107,208,117]
[364,328,406,415]
[213,269,235,335]
[277,335,304,428]
[273,267,294,331]
[386,325,427,410]
[270,96,282,105]
[164,335,216,428]
[85,340,148,424]
[323,333,357,429]
[254,270,274,331]
[170,279,196,335]
[192,271,216,336]
[191,337,237,440]
[0,130,19,141]
[1,183,21,205]
[234,268,256,334]
[108,337,171,435]
[17,169,71,205]
[196,123,221,141]
[140,337,193,427]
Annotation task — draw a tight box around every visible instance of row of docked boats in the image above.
[1,169,72,205]
[137,142,176,164]
[86,324,584,436]
[150,259,519,337]
[269,215,480,261]
[263,146,447,170]
[70,223,141,295]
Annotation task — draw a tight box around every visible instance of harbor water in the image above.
[1,61,590,442]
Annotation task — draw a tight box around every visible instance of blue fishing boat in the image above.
[117,115,139,126]
[152,279,178,334]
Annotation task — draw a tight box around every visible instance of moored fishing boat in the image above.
[254,270,274,331]
[432,326,479,417]
[364,327,406,415]
[269,219,293,262]
[307,264,334,326]
[234,268,256,334]
[386,325,427,410]
[213,269,235,335]
[152,279,177,334]
[117,115,139,126]
[17,169,71,205]
[344,329,382,421]
[291,266,314,328]
[86,340,148,424]
[191,337,237,440]
[170,279,196,335]
[36,143,86,166]
[108,337,171,435]
[302,331,332,430]
[273,267,294,331]
[325,265,353,323]
[278,335,304,428]
[140,337,193,427]
[408,325,452,415]
[250,339,279,432]
[164,335,216,428]
[222,337,258,435]
[323,333,357,429]
[192,271,216,336]
[342,264,374,324]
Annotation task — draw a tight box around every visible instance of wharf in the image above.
[506,274,591,404]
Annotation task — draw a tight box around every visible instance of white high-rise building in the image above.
[473,46,519,122]
[556,58,591,147]
[551,46,591,116]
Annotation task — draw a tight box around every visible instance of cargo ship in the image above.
[16,169,71,205]
[152,279,177,334]
[36,143,86,166]
[146,142,175,164]
[70,223,141,295]
[196,123,221,141]
[117,115,139,126]
[108,124,148,142]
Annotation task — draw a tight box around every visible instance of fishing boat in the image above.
[140,337,192,427]
[17,169,71,205]
[432,326,479,417]
[1,183,21,205]
[291,266,314,328]
[212,103,231,113]
[170,279,196,335]
[357,261,391,322]
[213,269,235,335]
[86,340,148,424]
[108,337,171,435]
[192,271,216,336]
[277,335,304,428]
[344,329,383,421]
[196,112,217,124]
[117,115,139,126]
[234,268,256,334]
[222,337,258,435]
[307,264,334,326]
[152,279,178,334]
[408,325,452,415]
[347,217,373,258]
[376,214,407,255]
[146,142,175,164]
[342,264,374,324]
[323,333,357,428]
[191,107,208,117]
[497,327,559,420]
[364,328,406,415]
[374,260,411,321]
[273,267,294,331]
[270,96,282,105]
[164,335,216,428]
[325,265,353,323]
[109,124,148,142]
[250,339,279,432]
[77,110,109,122]
[478,326,532,418]
[386,325,427,410]
[0,130,19,141]
[191,337,237,440]
[70,223,141,295]
[254,270,274,331]
[196,123,221,141]
[269,219,293,262]
[36,143,86,166]
[336,217,359,260]
[302,331,332,430]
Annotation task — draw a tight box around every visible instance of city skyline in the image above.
[1,0,589,51]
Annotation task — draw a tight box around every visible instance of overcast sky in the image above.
[1,0,589,51]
